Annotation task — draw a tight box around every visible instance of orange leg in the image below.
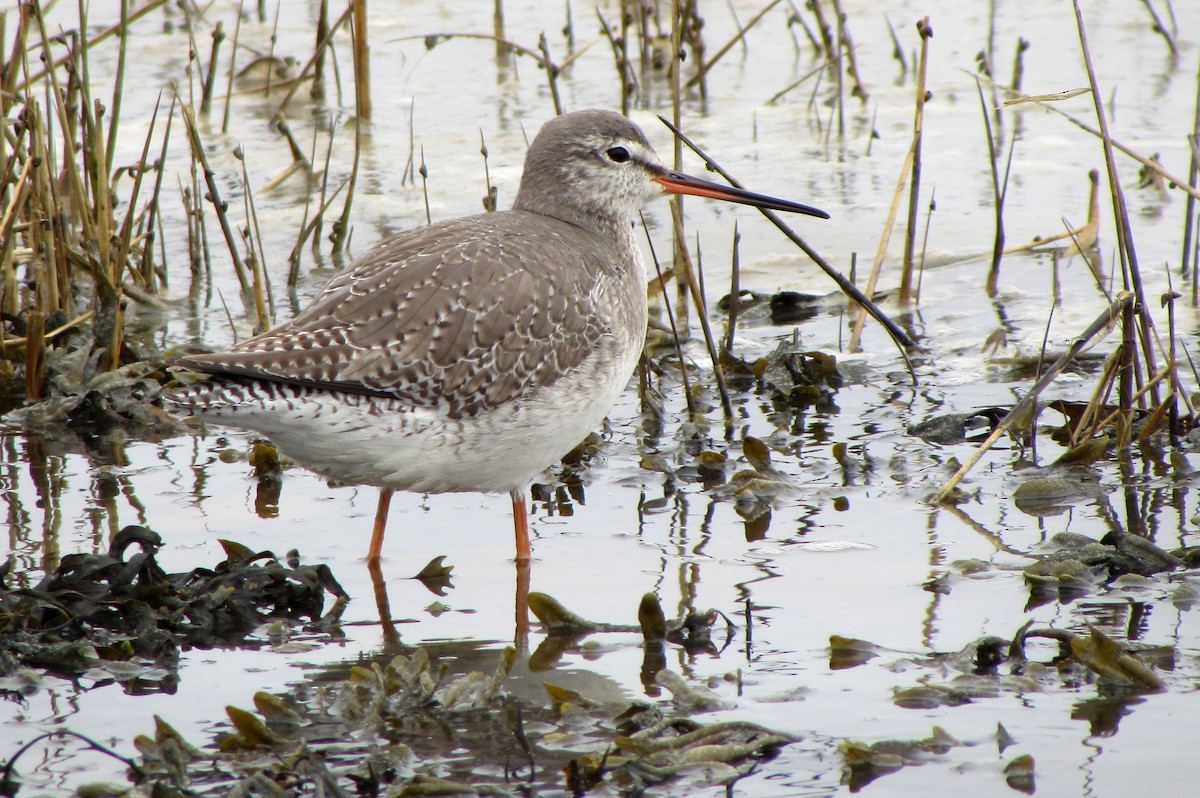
[514,558,531,647]
[368,488,394,564]
[510,489,531,642]
[511,489,531,562]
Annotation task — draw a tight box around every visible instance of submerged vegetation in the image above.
[2,0,1200,795]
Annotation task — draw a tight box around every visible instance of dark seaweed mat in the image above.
[0,526,347,687]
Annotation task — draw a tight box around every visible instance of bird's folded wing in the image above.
[174,215,610,418]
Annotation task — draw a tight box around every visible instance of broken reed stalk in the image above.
[1117,296,1136,445]
[899,17,932,305]
[657,116,919,366]
[684,0,783,91]
[200,21,224,115]
[288,178,349,272]
[933,291,1134,504]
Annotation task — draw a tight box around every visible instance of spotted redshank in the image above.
[169,109,827,564]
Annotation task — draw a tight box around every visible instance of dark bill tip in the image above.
[653,171,830,219]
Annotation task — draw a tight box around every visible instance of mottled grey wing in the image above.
[174,214,607,418]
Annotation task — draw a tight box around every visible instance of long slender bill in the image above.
[653,170,830,219]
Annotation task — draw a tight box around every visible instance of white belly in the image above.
[171,336,641,495]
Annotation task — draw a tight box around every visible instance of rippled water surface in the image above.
[5,0,1200,795]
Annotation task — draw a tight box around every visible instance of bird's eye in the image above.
[606,146,631,163]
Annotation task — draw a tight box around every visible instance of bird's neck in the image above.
[513,183,632,240]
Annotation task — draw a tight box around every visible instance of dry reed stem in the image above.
[933,291,1134,504]
[201,21,224,115]
[899,18,932,305]
[0,310,94,351]
[847,144,914,352]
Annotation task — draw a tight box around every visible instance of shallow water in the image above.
[5,0,1200,795]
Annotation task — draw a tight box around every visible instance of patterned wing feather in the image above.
[174,212,613,418]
